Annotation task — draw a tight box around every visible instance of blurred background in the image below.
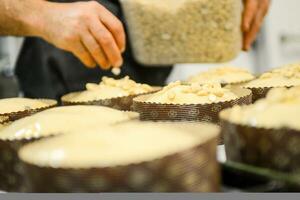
[0,0,300,97]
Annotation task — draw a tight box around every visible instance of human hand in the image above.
[242,0,270,51]
[37,1,125,69]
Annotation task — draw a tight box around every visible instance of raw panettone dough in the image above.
[243,63,300,88]
[65,76,154,102]
[19,122,219,168]
[145,81,238,104]
[0,105,138,141]
[0,98,52,114]
[0,116,8,123]
[188,66,254,85]
[222,87,300,130]
[0,116,8,130]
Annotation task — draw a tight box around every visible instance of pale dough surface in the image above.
[222,87,300,130]
[19,122,219,168]
[66,76,154,102]
[0,98,51,114]
[243,63,300,88]
[146,81,238,104]
[0,106,138,140]
[188,66,254,85]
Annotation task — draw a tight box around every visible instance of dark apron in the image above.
[15,0,172,100]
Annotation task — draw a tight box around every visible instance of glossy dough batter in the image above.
[146,81,238,104]
[243,64,300,88]
[222,87,300,130]
[66,76,154,102]
[0,106,138,140]
[0,98,52,114]
[19,122,219,168]
[188,66,254,85]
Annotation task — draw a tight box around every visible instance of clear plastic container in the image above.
[120,0,243,66]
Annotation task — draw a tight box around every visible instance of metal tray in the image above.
[221,161,300,192]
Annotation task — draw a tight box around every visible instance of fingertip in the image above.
[100,63,111,71]
[243,22,250,32]
[242,46,249,52]
[117,40,126,53]
[242,38,249,51]
[83,58,96,68]
[244,44,251,51]
[86,63,97,69]
[114,59,123,68]
[121,46,126,53]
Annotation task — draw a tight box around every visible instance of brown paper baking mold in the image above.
[0,99,57,122]
[21,136,220,193]
[221,116,300,173]
[0,113,140,192]
[243,84,296,102]
[61,89,160,111]
[242,86,273,102]
[0,138,40,192]
[182,78,254,89]
[133,87,252,125]
[0,99,57,191]
[0,116,9,125]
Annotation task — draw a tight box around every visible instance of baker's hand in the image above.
[242,0,270,51]
[38,1,125,69]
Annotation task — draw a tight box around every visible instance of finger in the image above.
[261,0,270,17]
[243,6,266,50]
[96,6,126,52]
[89,20,123,68]
[244,0,270,50]
[242,0,258,32]
[81,30,111,70]
[72,41,96,68]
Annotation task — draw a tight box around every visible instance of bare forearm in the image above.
[0,0,125,69]
[0,0,46,36]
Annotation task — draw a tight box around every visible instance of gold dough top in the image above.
[65,76,154,102]
[188,66,254,85]
[221,86,300,130]
[145,81,238,104]
[0,98,54,114]
[243,63,300,88]
[19,121,219,168]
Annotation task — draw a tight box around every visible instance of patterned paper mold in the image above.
[221,118,300,173]
[220,87,300,173]
[0,99,57,122]
[133,86,252,124]
[0,106,139,192]
[62,93,141,111]
[0,116,9,125]
[19,122,220,192]
[187,66,255,86]
[243,86,273,103]
[242,63,300,102]
[0,138,41,192]
[61,77,160,111]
